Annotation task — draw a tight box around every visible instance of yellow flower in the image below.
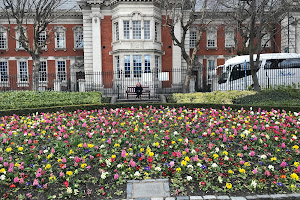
[18,147,23,151]
[49,175,56,181]
[181,160,187,166]
[15,163,20,168]
[213,154,219,159]
[140,148,144,152]
[294,162,299,167]
[155,142,159,147]
[81,163,87,168]
[176,168,181,172]
[0,168,6,173]
[87,144,94,148]
[66,171,73,176]
[45,164,51,170]
[6,147,12,152]
[226,183,232,189]
[178,139,182,142]
[184,156,190,162]
[114,143,120,147]
[239,168,246,173]
[223,151,228,156]
[271,157,277,161]
[57,159,62,162]
[171,141,175,144]
[112,155,116,159]
[182,151,186,155]
[149,152,154,157]
[291,173,299,180]
[69,150,73,154]
[77,143,83,148]
[293,145,299,150]
[244,162,250,167]
[228,170,234,174]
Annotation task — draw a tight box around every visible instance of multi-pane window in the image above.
[114,22,119,41]
[262,32,271,48]
[225,30,235,48]
[39,61,47,82]
[73,26,83,48]
[19,61,28,82]
[0,61,8,82]
[133,55,142,77]
[0,27,7,49]
[207,60,215,83]
[155,22,159,41]
[124,55,130,78]
[115,56,120,79]
[55,27,66,49]
[144,20,150,40]
[15,30,25,49]
[57,61,66,81]
[144,55,151,73]
[38,31,47,49]
[155,56,160,78]
[207,30,217,48]
[132,21,141,39]
[190,30,197,48]
[123,21,130,40]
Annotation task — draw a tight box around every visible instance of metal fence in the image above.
[0,69,186,99]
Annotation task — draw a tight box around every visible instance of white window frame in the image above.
[0,26,8,50]
[115,56,120,79]
[114,22,119,41]
[207,28,217,48]
[56,60,67,82]
[124,55,131,78]
[132,20,141,39]
[17,60,29,87]
[54,26,66,50]
[133,55,142,77]
[261,31,271,48]
[144,55,151,73]
[123,20,130,40]
[225,29,235,48]
[38,31,47,50]
[190,29,197,48]
[144,20,150,40]
[39,61,48,83]
[207,59,216,84]
[73,26,83,49]
[154,22,160,42]
[155,55,160,78]
[0,60,9,87]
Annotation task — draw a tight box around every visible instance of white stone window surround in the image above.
[114,22,119,41]
[54,26,67,51]
[190,27,198,49]
[225,27,235,48]
[0,59,9,86]
[38,30,48,51]
[17,58,29,87]
[0,26,8,51]
[72,26,83,50]
[206,27,218,49]
[14,26,28,51]
[154,21,161,42]
[39,60,48,84]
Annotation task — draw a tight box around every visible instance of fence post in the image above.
[78,79,86,92]
[189,75,196,93]
[54,79,62,92]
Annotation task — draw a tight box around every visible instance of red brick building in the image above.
[0,0,281,94]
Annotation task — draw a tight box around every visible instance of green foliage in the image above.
[0,91,102,110]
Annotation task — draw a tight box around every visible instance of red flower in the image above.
[101,163,106,167]
[64,180,69,188]
[10,184,16,188]
[162,172,167,176]
[147,157,153,163]
[96,154,102,157]
[200,182,206,186]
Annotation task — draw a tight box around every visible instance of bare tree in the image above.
[161,0,220,93]
[0,0,72,91]
[221,0,297,91]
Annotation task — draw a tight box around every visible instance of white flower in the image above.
[251,180,257,188]
[105,159,111,167]
[224,156,229,161]
[173,131,179,136]
[117,164,123,168]
[100,145,105,149]
[134,171,140,177]
[101,172,108,179]
[211,163,218,168]
[294,112,299,117]
[260,155,267,159]
[67,187,72,194]
[218,176,223,183]
[268,165,274,171]
[155,167,161,171]
[0,174,5,180]
[215,147,220,152]
[43,150,48,153]
[197,163,202,167]
[187,165,194,170]
[186,176,192,181]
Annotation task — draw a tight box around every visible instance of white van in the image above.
[216,53,300,91]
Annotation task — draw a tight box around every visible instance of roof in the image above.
[225,53,300,66]
[0,0,80,10]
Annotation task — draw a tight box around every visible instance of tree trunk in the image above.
[183,64,192,93]
[32,55,41,91]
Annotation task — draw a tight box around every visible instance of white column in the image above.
[172,21,182,87]
[90,8,103,88]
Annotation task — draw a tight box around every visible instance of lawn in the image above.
[0,106,299,199]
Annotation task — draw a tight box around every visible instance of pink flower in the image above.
[297,166,300,173]
[243,146,248,150]
[43,184,48,189]
[280,161,287,168]
[177,151,181,158]
[170,161,175,168]
[250,151,255,156]
[86,165,91,170]
[33,179,39,186]
[208,143,213,149]
[281,143,285,148]
[114,173,119,180]
[240,160,245,165]
[121,150,126,158]
[264,170,271,177]
[62,157,66,163]
[51,148,55,153]
[59,172,64,177]
[129,159,136,167]
[252,168,258,174]
[13,177,19,183]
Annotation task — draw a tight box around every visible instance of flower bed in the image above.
[0,106,299,199]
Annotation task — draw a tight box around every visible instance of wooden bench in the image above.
[126,86,150,99]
